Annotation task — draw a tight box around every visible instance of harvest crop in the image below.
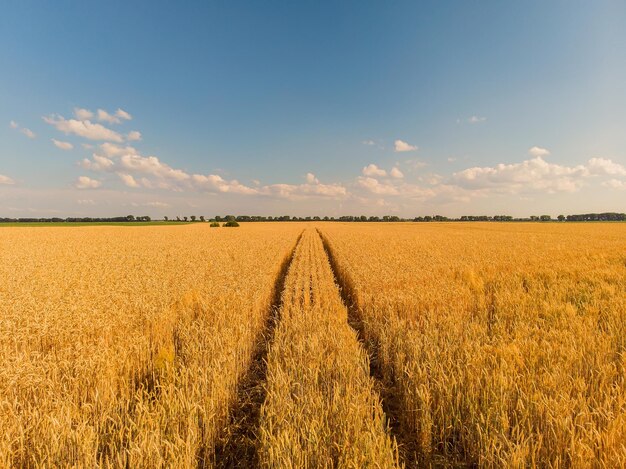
[1,222,624,468]
[321,222,626,467]
[259,229,399,467]
[0,223,302,467]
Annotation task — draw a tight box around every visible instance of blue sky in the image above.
[1,1,625,217]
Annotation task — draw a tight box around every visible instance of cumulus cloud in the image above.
[44,114,124,142]
[306,172,320,184]
[191,174,258,195]
[602,179,626,190]
[452,155,590,194]
[21,128,36,139]
[390,167,404,179]
[52,139,74,150]
[118,173,140,188]
[394,139,417,152]
[96,109,122,124]
[362,164,387,177]
[80,154,114,171]
[587,157,626,176]
[75,176,102,189]
[357,177,399,195]
[528,146,550,157]
[100,142,138,157]
[74,108,94,120]
[262,181,347,199]
[127,130,142,141]
[120,154,190,182]
[116,108,132,121]
[9,120,36,138]
[0,174,15,185]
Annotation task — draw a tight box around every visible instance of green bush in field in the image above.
[210,222,220,227]
[223,221,240,227]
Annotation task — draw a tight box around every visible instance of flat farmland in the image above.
[1,222,624,468]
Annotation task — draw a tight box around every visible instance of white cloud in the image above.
[74,108,94,120]
[528,146,550,157]
[21,128,36,139]
[447,157,457,162]
[44,114,124,142]
[98,142,139,158]
[120,154,190,181]
[191,174,258,195]
[394,139,417,152]
[99,142,138,157]
[602,179,626,190]
[262,181,347,199]
[127,130,142,141]
[468,116,487,124]
[116,108,132,121]
[306,172,320,184]
[81,143,94,150]
[118,173,140,188]
[405,159,428,170]
[390,167,404,179]
[52,139,74,150]
[362,164,387,177]
[452,155,589,194]
[97,109,121,124]
[80,154,114,171]
[9,120,36,138]
[587,157,626,176]
[0,174,15,185]
[75,176,102,189]
[357,177,399,195]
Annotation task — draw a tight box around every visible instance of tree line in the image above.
[1,212,624,224]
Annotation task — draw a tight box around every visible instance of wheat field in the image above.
[1,222,624,468]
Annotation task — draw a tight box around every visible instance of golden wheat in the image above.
[0,223,301,467]
[320,222,626,467]
[258,228,399,468]
[2,222,624,468]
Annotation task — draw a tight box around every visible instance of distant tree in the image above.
[190,215,197,222]
[540,215,551,222]
[530,216,539,221]
[164,216,169,221]
[200,216,205,222]
[557,215,565,221]
[144,216,151,222]
[183,216,188,222]
[126,215,135,222]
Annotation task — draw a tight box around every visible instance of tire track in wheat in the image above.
[213,231,303,468]
[258,229,400,468]
[318,228,419,468]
